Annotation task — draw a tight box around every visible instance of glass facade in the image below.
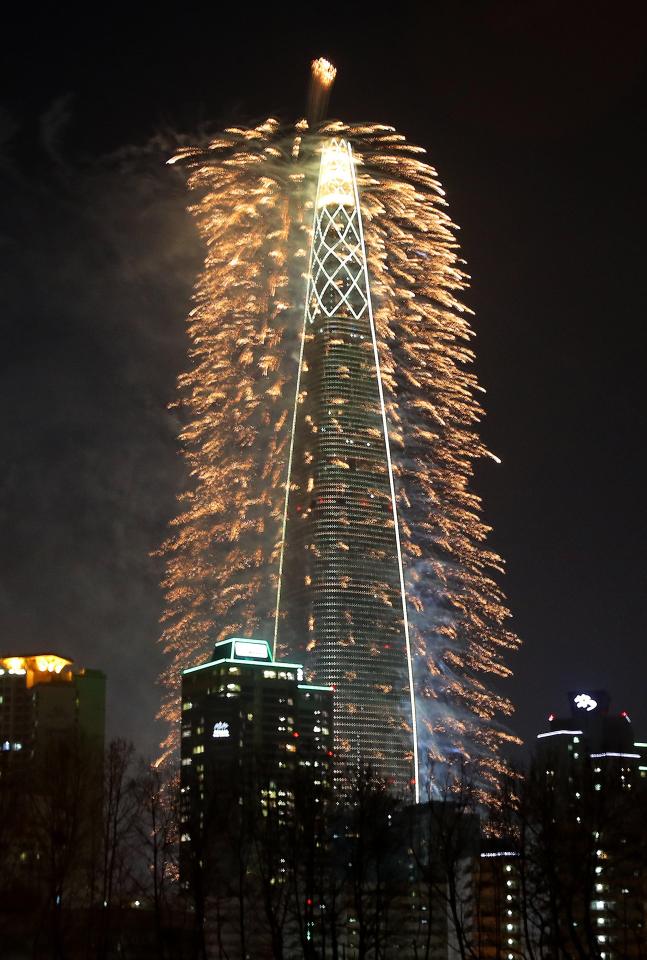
[277,140,417,794]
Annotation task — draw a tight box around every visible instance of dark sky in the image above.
[2,2,646,761]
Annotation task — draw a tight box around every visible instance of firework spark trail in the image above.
[160,117,520,793]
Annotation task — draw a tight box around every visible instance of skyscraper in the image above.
[0,652,105,765]
[161,62,520,793]
[179,637,333,893]
[534,692,646,957]
[0,652,105,888]
[275,139,418,796]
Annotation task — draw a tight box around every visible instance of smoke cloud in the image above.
[0,106,204,757]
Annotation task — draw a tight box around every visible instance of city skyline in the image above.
[1,6,646,760]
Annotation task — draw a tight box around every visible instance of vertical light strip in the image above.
[347,141,420,803]
[273,152,322,657]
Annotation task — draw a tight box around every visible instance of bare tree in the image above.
[27,732,100,959]
[132,759,184,959]
[409,762,481,960]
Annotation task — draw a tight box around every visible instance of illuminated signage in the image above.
[568,689,609,717]
[574,693,597,712]
[212,721,230,739]
[234,640,269,660]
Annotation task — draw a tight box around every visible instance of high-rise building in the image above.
[0,652,105,767]
[179,637,333,891]
[162,80,519,793]
[276,138,418,796]
[0,652,106,896]
[536,689,642,792]
[635,738,647,782]
[534,691,646,958]
[471,843,523,960]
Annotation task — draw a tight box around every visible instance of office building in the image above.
[0,651,105,767]
[179,636,333,892]
[536,689,642,793]
[535,691,645,958]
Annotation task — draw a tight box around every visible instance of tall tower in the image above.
[275,139,419,797]
[161,62,520,789]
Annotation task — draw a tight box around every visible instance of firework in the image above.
[308,57,337,124]
[160,67,520,797]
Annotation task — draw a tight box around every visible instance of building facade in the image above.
[0,652,105,767]
[179,636,333,894]
[534,691,646,958]
[276,138,418,796]
[470,844,523,960]
[0,651,106,905]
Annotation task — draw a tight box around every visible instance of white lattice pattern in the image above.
[307,140,368,323]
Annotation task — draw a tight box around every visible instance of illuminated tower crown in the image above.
[275,138,419,797]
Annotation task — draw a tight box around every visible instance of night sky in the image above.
[2,2,646,762]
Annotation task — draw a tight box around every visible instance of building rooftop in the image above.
[0,653,73,676]
[182,636,333,690]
